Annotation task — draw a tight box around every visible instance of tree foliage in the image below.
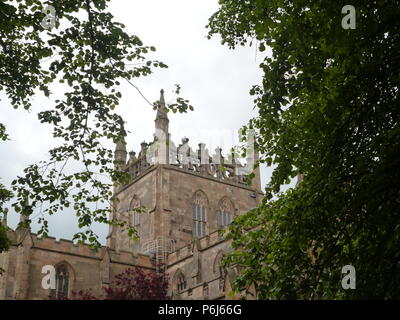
[0,0,192,248]
[208,1,400,299]
[0,183,13,275]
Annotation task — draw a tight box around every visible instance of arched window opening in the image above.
[51,265,70,299]
[130,196,141,237]
[192,191,207,238]
[177,273,187,292]
[219,211,233,228]
[214,251,226,276]
[218,198,234,228]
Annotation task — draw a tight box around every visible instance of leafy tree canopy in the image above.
[0,183,13,274]
[0,0,192,248]
[208,0,400,299]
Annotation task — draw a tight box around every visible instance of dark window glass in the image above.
[52,265,69,299]
[177,274,186,291]
[192,202,206,237]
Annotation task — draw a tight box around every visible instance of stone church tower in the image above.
[0,90,262,300]
[105,89,263,299]
[107,90,262,264]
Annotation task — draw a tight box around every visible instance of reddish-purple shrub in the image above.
[102,266,169,300]
[52,266,169,300]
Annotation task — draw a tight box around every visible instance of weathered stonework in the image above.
[0,229,153,299]
[0,90,262,300]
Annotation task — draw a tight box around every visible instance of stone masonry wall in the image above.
[0,231,153,300]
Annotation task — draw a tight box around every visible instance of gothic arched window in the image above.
[192,191,207,238]
[177,272,187,292]
[218,198,234,228]
[51,265,70,299]
[129,196,141,237]
[213,251,226,275]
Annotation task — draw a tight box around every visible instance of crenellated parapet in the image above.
[31,234,104,258]
[113,90,261,194]
[113,90,261,193]
[116,138,251,189]
[125,142,153,183]
[5,231,153,268]
[167,229,227,267]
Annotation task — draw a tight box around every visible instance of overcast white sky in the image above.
[0,0,284,244]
